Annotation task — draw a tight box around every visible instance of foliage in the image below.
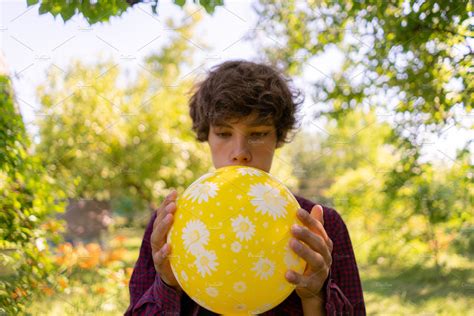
[26,230,141,315]
[289,109,473,267]
[26,228,474,314]
[26,0,224,24]
[290,108,395,205]
[0,74,66,314]
[35,14,212,220]
[254,0,472,125]
[257,0,473,268]
[289,110,400,264]
[254,0,473,192]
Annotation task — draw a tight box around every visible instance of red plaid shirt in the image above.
[125,195,366,315]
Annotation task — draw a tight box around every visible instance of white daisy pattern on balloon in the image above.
[181,220,210,255]
[205,287,219,297]
[231,241,241,253]
[284,245,301,269]
[238,167,262,177]
[185,181,219,203]
[233,281,247,293]
[231,215,256,241]
[251,257,275,280]
[248,183,288,219]
[181,271,189,282]
[195,249,219,277]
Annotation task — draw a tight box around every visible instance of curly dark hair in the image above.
[189,60,304,147]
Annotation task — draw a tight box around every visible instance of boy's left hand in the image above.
[285,205,333,302]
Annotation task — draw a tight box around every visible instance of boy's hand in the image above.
[150,190,181,290]
[285,205,333,304]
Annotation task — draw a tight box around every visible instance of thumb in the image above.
[310,204,324,226]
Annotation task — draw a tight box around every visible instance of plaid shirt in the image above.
[125,195,366,315]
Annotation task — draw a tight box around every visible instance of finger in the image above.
[151,212,174,249]
[297,208,330,246]
[159,190,177,209]
[151,196,178,251]
[289,238,325,272]
[310,204,324,226]
[153,243,171,268]
[285,269,304,285]
[164,201,177,214]
[285,270,323,296]
[159,190,177,213]
[286,269,328,303]
[291,225,332,266]
[154,191,177,230]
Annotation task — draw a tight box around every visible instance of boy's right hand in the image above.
[150,190,181,290]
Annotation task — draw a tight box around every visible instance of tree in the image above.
[289,108,473,267]
[35,13,212,221]
[253,0,473,267]
[254,0,472,123]
[288,109,401,264]
[26,0,223,24]
[290,108,394,201]
[0,54,65,314]
[253,0,472,182]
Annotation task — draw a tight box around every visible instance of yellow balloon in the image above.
[168,165,305,315]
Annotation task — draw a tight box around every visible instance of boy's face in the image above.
[207,113,279,173]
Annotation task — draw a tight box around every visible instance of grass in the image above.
[361,256,474,315]
[26,228,474,315]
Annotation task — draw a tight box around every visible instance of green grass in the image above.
[26,283,130,315]
[361,257,474,315]
[27,228,474,315]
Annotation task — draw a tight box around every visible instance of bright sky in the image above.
[0,1,261,125]
[1,0,471,166]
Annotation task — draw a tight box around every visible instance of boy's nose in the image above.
[231,136,252,164]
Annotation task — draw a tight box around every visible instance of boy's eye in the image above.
[215,131,269,138]
[216,132,231,138]
[250,132,269,138]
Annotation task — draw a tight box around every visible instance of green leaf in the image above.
[59,5,77,22]
[26,0,39,6]
[38,2,52,15]
[1,62,65,314]
[196,0,223,14]
[174,0,186,7]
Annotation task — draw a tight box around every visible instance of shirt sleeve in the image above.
[125,212,183,315]
[323,207,366,315]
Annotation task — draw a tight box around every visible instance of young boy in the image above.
[125,60,365,315]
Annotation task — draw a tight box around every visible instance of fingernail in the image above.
[298,209,307,217]
[286,271,295,282]
[162,244,170,256]
[290,238,300,250]
[292,225,302,234]
[167,190,176,199]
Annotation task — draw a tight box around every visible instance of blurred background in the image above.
[1,0,472,314]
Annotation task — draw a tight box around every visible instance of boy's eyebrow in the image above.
[214,121,274,128]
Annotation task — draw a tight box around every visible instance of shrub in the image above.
[0,75,65,314]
